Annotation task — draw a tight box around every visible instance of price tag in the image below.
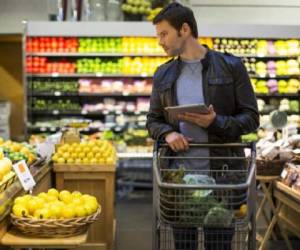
[53,110,59,115]
[54,91,61,96]
[81,110,88,115]
[13,160,36,191]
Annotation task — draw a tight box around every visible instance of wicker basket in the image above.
[256,159,285,176]
[10,207,101,238]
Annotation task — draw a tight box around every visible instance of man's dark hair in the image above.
[153,2,198,38]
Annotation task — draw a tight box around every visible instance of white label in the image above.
[13,160,36,191]
[54,91,61,96]
[281,169,288,179]
[81,110,88,115]
[53,110,59,115]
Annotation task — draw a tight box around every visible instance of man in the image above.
[146,2,259,250]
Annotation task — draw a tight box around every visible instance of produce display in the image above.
[0,138,37,165]
[29,80,78,93]
[51,139,117,165]
[26,37,78,53]
[81,97,149,113]
[281,161,300,194]
[26,57,76,74]
[32,98,81,111]
[121,0,152,16]
[12,189,99,219]
[213,39,300,56]
[251,78,300,94]
[256,134,300,161]
[0,149,13,183]
[257,98,299,113]
[254,60,300,76]
[79,78,152,94]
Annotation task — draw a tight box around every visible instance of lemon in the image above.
[49,203,63,219]
[34,208,51,219]
[75,206,87,217]
[48,188,59,198]
[61,205,75,219]
[13,204,28,217]
[71,191,82,199]
[57,158,65,164]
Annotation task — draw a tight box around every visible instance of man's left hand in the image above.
[178,105,216,128]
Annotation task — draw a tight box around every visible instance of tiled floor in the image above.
[116,190,300,250]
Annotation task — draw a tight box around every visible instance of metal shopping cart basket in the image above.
[152,142,256,250]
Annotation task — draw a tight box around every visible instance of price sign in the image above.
[13,160,36,191]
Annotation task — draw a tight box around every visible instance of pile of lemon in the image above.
[12,189,100,219]
[0,149,14,183]
[51,140,117,165]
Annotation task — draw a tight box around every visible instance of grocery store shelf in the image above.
[26,22,300,39]
[249,74,300,79]
[259,110,299,115]
[29,110,148,116]
[26,73,153,78]
[26,52,166,57]
[28,92,151,97]
[233,54,299,58]
[26,52,300,59]
[117,152,153,159]
[256,93,300,98]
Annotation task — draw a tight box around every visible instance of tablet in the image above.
[165,103,209,117]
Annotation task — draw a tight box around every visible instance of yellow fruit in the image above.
[0,149,4,160]
[59,190,72,204]
[87,152,94,158]
[90,158,97,164]
[61,205,75,219]
[57,158,65,164]
[71,153,77,159]
[78,152,85,159]
[72,198,82,206]
[85,200,98,214]
[75,206,87,217]
[48,188,59,198]
[49,203,63,219]
[0,137,4,145]
[26,198,43,215]
[63,152,70,159]
[240,204,248,216]
[84,203,93,215]
[75,158,82,164]
[37,192,48,202]
[14,196,27,205]
[71,191,82,199]
[59,190,71,198]
[82,158,89,164]
[83,148,90,154]
[46,195,58,203]
[33,208,51,219]
[23,194,33,201]
[67,158,75,164]
[0,157,13,175]
[12,204,28,217]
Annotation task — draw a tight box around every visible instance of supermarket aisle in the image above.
[115,190,299,250]
[116,190,152,250]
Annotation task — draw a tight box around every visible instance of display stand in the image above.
[256,175,279,243]
[1,229,88,250]
[259,181,300,250]
[53,163,116,250]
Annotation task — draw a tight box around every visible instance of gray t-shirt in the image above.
[172,58,210,172]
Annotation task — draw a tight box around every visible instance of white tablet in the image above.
[165,103,209,117]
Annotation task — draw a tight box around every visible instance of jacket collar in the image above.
[175,45,211,70]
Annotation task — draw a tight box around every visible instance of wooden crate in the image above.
[53,164,116,250]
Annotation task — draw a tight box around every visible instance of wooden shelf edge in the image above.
[53,164,116,172]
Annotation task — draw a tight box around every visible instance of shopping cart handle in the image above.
[155,141,255,149]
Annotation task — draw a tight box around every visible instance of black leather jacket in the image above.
[146,48,259,161]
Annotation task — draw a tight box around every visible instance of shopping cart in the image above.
[152,142,256,250]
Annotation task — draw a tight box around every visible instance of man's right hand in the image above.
[165,132,190,152]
